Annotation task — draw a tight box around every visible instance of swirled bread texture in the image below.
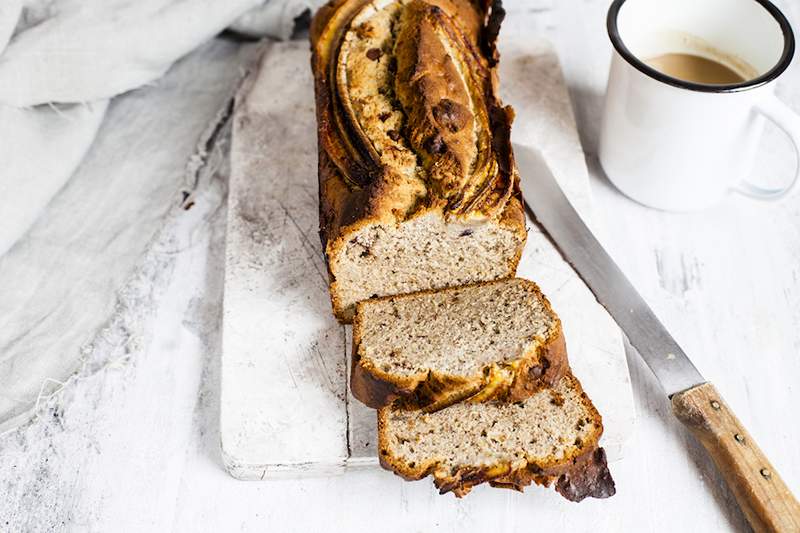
[311,0,525,322]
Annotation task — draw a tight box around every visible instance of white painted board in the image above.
[221,38,635,480]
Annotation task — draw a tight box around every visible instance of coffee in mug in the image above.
[645,53,747,85]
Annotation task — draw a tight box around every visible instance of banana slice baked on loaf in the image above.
[311,0,526,321]
[351,278,568,409]
[378,372,616,501]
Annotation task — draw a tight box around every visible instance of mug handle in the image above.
[735,94,800,200]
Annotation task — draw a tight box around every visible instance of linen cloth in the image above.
[0,0,321,428]
[0,0,319,256]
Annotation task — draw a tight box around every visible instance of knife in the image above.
[515,144,800,533]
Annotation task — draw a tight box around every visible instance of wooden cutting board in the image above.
[220,38,635,479]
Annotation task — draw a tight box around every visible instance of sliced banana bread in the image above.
[351,278,568,409]
[378,372,615,500]
[311,0,526,322]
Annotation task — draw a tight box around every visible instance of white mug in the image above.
[599,0,800,211]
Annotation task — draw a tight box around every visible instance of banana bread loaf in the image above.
[351,278,568,409]
[310,0,526,322]
[378,372,616,501]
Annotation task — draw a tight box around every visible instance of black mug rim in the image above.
[607,0,796,93]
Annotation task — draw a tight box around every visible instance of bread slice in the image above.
[311,0,526,322]
[351,278,568,409]
[377,372,615,500]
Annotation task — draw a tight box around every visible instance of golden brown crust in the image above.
[503,331,568,402]
[392,0,512,218]
[488,447,616,502]
[310,0,525,322]
[376,373,616,501]
[350,278,569,410]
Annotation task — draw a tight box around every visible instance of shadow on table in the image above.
[623,338,750,532]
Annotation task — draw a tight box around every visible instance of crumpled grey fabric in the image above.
[0,38,261,430]
[0,0,324,429]
[0,0,321,257]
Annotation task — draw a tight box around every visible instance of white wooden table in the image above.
[2,1,799,531]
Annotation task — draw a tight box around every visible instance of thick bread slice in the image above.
[311,0,526,322]
[377,373,616,501]
[351,278,568,409]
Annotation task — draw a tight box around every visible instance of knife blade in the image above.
[515,143,800,532]
[514,144,703,397]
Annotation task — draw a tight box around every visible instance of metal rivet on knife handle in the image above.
[670,383,800,531]
[710,400,721,410]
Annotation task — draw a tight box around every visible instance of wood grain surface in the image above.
[220,36,634,477]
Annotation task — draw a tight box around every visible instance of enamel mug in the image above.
[599,0,800,211]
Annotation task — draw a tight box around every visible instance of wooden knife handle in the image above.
[672,383,800,532]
